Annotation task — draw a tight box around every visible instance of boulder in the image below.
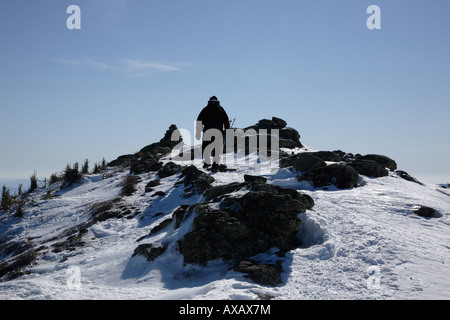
[348,160,388,178]
[132,243,167,261]
[395,170,423,185]
[179,182,314,265]
[140,124,182,154]
[280,153,326,172]
[158,162,181,178]
[130,153,162,175]
[279,127,302,148]
[358,154,397,171]
[279,139,299,149]
[233,260,282,286]
[412,205,437,218]
[298,164,359,189]
[180,165,215,193]
[243,117,302,149]
[243,174,267,183]
[145,180,161,192]
[309,151,342,162]
[272,117,287,128]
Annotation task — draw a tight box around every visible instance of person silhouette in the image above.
[196,96,230,172]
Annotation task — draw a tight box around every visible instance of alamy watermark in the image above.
[66,4,381,31]
[169,122,280,172]
[367,5,381,30]
[366,266,381,291]
[66,5,81,30]
[66,265,82,290]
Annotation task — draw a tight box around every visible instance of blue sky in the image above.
[0,0,449,184]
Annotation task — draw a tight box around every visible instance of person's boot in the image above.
[211,163,219,173]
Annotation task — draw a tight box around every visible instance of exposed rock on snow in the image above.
[233,259,283,286]
[412,205,438,218]
[1,117,449,299]
[180,165,215,195]
[244,116,302,149]
[178,179,314,268]
[298,164,359,189]
[358,154,397,171]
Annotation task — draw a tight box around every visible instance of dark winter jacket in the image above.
[196,100,230,134]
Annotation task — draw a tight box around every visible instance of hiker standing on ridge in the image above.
[196,96,230,172]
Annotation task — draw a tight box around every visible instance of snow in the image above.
[0,148,449,300]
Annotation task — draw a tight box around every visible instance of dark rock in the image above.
[309,151,342,162]
[234,260,282,286]
[145,180,161,192]
[172,205,191,229]
[180,205,252,264]
[348,160,388,178]
[243,117,302,149]
[158,162,181,178]
[203,182,246,201]
[358,154,397,171]
[298,164,359,189]
[272,117,287,128]
[244,174,267,183]
[279,139,299,149]
[132,243,166,261]
[280,153,326,172]
[181,165,215,193]
[152,191,165,197]
[279,127,302,148]
[179,184,314,266]
[257,119,278,128]
[396,170,423,185]
[127,125,184,175]
[130,153,162,175]
[413,205,437,218]
[140,124,183,154]
[150,218,173,235]
[107,154,133,167]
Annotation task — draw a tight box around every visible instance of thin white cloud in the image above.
[56,58,183,76]
[123,59,181,76]
[85,59,113,70]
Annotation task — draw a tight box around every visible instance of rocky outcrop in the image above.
[412,205,438,218]
[140,124,182,153]
[280,152,327,172]
[180,165,215,194]
[395,170,423,185]
[298,164,359,189]
[132,243,167,261]
[177,178,314,266]
[279,150,400,189]
[233,260,283,286]
[357,154,397,171]
[244,117,303,149]
[348,160,388,178]
[129,173,314,285]
[108,125,182,175]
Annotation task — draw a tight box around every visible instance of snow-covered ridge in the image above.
[1,121,449,300]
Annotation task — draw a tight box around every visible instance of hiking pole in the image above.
[230,117,236,128]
